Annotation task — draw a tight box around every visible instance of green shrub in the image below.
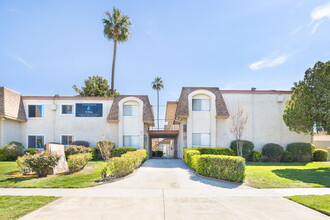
[262,143,284,162]
[107,157,136,178]
[313,149,328,161]
[71,140,90,147]
[122,149,147,168]
[183,149,201,167]
[96,141,114,161]
[194,147,235,156]
[24,148,38,155]
[152,150,163,157]
[67,153,93,173]
[16,156,32,175]
[286,142,315,162]
[90,148,100,160]
[22,152,60,177]
[0,148,11,161]
[191,155,245,183]
[261,155,269,162]
[248,150,261,162]
[230,140,255,158]
[281,151,293,162]
[111,148,136,157]
[65,145,91,157]
[4,141,25,160]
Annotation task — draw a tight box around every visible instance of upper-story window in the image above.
[123,102,139,116]
[192,98,210,111]
[28,105,44,118]
[61,104,73,115]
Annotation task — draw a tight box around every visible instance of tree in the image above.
[102,8,132,95]
[73,75,117,97]
[283,61,330,135]
[230,105,248,157]
[152,77,164,130]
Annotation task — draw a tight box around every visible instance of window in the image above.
[192,99,210,111]
[123,135,139,147]
[28,135,44,148]
[61,135,74,145]
[123,105,139,116]
[61,105,73,115]
[192,133,210,146]
[28,105,44,118]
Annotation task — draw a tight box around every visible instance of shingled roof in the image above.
[107,95,154,125]
[0,87,27,122]
[175,87,229,118]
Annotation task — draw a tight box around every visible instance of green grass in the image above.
[0,161,107,188]
[287,195,330,216]
[245,162,330,188]
[0,195,59,219]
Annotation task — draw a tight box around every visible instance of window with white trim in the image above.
[28,105,44,117]
[123,135,139,147]
[61,135,74,145]
[123,103,139,116]
[61,105,73,115]
[28,135,44,148]
[192,133,210,147]
[192,99,210,111]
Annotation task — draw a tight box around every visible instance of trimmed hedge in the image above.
[152,150,163,157]
[65,145,91,157]
[0,148,12,161]
[24,148,38,155]
[67,153,93,173]
[230,140,255,159]
[248,150,261,162]
[183,149,201,167]
[281,151,293,162]
[313,149,328,161]
[3,142,25,160]
[286,142,315,162]
[90,148,100,160]
[122,149,147,168]
[191,155,245,183]
[262,143,284,162]
[193,147,235,156]
[111,148,136,157]
[71,140,90,147]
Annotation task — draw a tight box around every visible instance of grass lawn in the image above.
[0,195,58,219]
[245,162,330,188]
[287,195,330,216]
[0,161,107,188]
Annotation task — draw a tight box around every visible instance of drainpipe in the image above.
[0,118,4,146]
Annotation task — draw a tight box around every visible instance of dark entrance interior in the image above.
[148,130,179,158]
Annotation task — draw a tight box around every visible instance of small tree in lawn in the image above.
[230,105,248,157]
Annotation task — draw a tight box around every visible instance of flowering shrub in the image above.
[16,156,32,175]
[65,145,91,157]
[22,152,60,177]
[67,153,93,173]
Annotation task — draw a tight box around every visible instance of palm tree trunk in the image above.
[111,39,117,95]
[157,89,159,130]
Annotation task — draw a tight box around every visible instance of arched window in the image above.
[192,94,210,111]
[123,101,139,116]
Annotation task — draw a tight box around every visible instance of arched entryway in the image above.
[148,130,179,158]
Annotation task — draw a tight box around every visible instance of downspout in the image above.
[0,118,4,146]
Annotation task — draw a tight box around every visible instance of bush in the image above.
[281,151,293,162]
[65,145,90,157]
[4,141,25,160]
[96,141,114,161]
[230,140,255,158]
[0,148,11,161]
[16,156,32,175]
[24,148,38,155]
[67,153,93,173]
[183,149,201,167]
[152,150,163,157]
[248,150,261,162]
[194,147,235,156]
[286,142,315,162]
[261,155,269,162]
[111,148,136,157]
[122,149,147,168]
[71,140,90,147]
[90,148,100,160]
[313,149,328,161]
[22,152,60,177]
[262,143,284,162]
[191,155,245,183]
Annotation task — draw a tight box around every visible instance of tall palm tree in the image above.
[102,8,132,95]
[152,77,164,130]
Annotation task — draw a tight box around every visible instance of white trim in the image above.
[59,103,75,116]
[26,134,45,149]
[59,134,75,145]
[27,104,45,119]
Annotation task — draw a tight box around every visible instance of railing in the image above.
[150,119,179,131]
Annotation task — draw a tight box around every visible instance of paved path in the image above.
[0,159,328,220]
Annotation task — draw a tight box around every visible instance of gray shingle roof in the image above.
[175,87,229,118]
[0,87,27,122]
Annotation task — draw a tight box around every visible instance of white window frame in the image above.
[192,133,210,147]
[60,104,74,115]
[123,135,140,148]
[27,104,45,119]
[192,99,210,112]
[60,134,75,145]
[123,104,139,116]
[27,134,45,149]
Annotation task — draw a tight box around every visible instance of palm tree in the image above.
[152,77,164,130]
[102,8,132,95]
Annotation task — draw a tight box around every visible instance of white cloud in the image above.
[249,55,290,70]
[289,25,303,36]
[7,52,34,70]
[311,20,323,34]
[311,2,330,21]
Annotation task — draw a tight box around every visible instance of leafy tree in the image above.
[152,77,164,129]
[283,61,330,135]
[73,75,117,97]
[102,8,132,95]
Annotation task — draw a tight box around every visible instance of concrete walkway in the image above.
[0,159,328,220]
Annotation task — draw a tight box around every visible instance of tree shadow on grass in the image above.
[272,167,330,187]
[0,171,39,183]
[247,162,309,167]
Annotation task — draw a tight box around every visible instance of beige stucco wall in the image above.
[2,118,22,146]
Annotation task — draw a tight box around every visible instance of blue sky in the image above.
[1,0,330,117]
